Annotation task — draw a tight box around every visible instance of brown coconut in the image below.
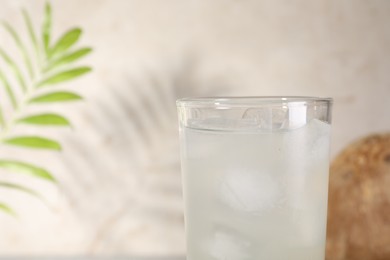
[326,134,390,260]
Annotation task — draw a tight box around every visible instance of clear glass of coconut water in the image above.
[177,97,333,260]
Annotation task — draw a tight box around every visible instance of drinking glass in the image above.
[177,97,333,260]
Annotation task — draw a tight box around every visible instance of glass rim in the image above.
[176,96,333,108]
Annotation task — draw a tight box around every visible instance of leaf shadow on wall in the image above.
[58,56,233,253]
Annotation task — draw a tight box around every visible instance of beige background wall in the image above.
[0,0,389,256]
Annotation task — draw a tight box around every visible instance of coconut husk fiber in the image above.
[326,134,390,260]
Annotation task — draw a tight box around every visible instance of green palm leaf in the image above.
[42,2,52,57]
[49,28,82,58]
[0,47,27,92]
[45,47,92,72]
[36,66,91,87]
[0,67,17,109]
[0,3,92,215]
[2,136,61,150]
[0,182,50,208]
[29,91,82,103]
[1,21,34,78]
[0,106,5,128]
[0,182,42,200]
[22,8,40,64]
[0,202,16,216]
[16,113,71,126]
[0,160,55,182]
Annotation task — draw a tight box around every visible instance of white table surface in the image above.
[0,257,185,260]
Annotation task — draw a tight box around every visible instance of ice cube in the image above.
[309,119,331,160]
[288,102,308,129]
[242,107,289,131]
[242,104,330,131]
[281,118,331,165]
[219,169,280,213]
[208,229,251,260]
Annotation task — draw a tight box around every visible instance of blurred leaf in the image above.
[0,68,17,109]
[29,91,82,103]
[45,47,92,72]
[2,136,61,150]
[0,182,42,200]
[0,160,55,182]
[0,106,5,128]
[49,28,81,58]
[0,202,16,216]
[42,2,52,57]
[16,113,70,126]
[0,47,27,92]
[22,8,40,63]
[2,21,34,78]
[0,2,92,215]
[37,67,91,87]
